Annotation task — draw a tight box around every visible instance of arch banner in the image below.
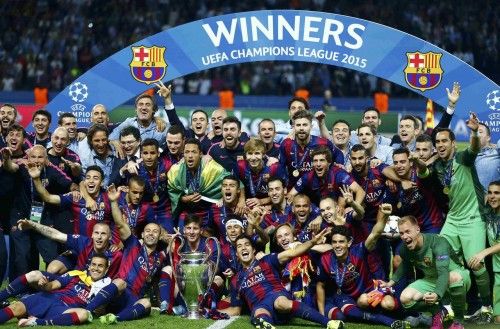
[46,10,499,141]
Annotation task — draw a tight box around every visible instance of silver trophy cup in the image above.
[169,236,220,319]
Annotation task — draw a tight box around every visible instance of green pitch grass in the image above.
[0,308,487,328]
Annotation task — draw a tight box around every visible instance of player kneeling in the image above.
[380,215,470,329]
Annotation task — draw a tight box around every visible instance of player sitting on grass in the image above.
[0,254,110,327]
[220,228,344,329]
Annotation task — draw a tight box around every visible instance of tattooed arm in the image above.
[17,219,68,244]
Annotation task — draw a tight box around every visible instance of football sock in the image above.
[117,303,149,321]
[0,275,28,301]
[291,300,329,326]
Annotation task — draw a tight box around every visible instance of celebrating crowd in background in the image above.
[1,1,498,95]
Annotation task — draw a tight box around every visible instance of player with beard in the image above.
[87,185,168,323]
[27,109,52,148]
[280,110,344,190]
[78,104,123,160]
[316,204,407,328]
[0,254,109,327]
[357,124,394,165]
[208,116,247,175]
[208,109,250,145]
[429,113,493,323]
[469,181,500,324]
[122,138,175,232]
[388,148,444,233]
[258,119,280,159]
[237,138,283,208]
[288,194,321,243]
[0,124,29,274]
[158,214,222,315]
[381,215,471,329]
[349,144,414,235]
[260,178,294,234]
[0,104,19,147]
[112,176,155,237]
[274,96,321,143]
[288,145,365,210]
[223,229,343,329]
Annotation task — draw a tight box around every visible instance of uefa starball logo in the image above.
[68,82,89,103]
[486,90,500,112]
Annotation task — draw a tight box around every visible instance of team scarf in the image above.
[167,159,230,216]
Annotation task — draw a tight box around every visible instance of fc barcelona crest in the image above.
[404,52,443,92]
[130,46,167,85]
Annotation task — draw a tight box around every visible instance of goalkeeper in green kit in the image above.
[379,215,471,329]
[425,84,492,324]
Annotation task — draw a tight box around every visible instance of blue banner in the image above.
[46,10,499,141]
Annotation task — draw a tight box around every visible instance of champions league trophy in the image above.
[169,236,220,319]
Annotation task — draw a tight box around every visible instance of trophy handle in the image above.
[205,237,221,286]
[168,234,185,272]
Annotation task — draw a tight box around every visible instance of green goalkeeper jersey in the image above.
[394,233,462,298]
[433,148,486,223]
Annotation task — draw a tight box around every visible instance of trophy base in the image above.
[184,310,202,320]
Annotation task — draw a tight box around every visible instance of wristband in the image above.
[164,103,175,110]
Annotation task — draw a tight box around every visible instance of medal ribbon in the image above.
[441,155,455,188]
[398,168,417,208]
[142,244,159,282]
[331,254,350,293]
[246,165,264,197]
[293,142,310,174]
[125,200,140,228]
[186,163,202,192]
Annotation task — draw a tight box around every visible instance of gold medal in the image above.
[337,288,342,294]
[153,193,160,203]
[443,186,450,195]
[397,202,402,209]
[99,202,105,210]
[292,169,300,177]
